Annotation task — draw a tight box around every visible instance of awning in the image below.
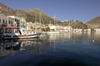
[7,26,17,28]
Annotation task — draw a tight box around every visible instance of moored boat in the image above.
[3,27,42,39]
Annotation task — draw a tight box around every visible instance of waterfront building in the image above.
[20,18,26,29]
[7,15,20,28]
[7,17,15,26]
[41,24,45,28]
[33,22,41,31]
[7,15,26,29]
[55,24,60,31]
[87,29,91,32]
[48,24,53,27]
[0,14,8,33]
[73,28,83,32]
[0,14,8,27]
[26,22,33,30]
[50,25,56,31]
[94,28,100,32]
[84,29,87,32]
[63,26,72,32]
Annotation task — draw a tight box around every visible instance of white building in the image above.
[20,18,26,28]
[94,28,100,33]
[0,14,8,33]
[50,25,56,30]
[0,14,8,27]
[7,15,20,28]
[63,26,72,32]
[7,15,26,29]
[26,22,33,30]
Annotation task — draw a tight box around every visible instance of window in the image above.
[9,20,10,24]
[6,20,7,24]
[3,19,4,23]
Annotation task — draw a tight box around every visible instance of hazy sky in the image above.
[0,0,100,22]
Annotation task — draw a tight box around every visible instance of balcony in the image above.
[2,23,7,26]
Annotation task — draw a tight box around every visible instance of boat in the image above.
[2,27,42,39]
[47,31,60,34]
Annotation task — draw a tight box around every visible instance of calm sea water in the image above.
[0,32,100,66]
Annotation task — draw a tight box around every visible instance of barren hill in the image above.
[87,16,100,28]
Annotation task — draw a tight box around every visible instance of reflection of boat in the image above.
[3,38,41,43]
[0,38,44,57]
[3,27,42,39]
[3,38,42,50]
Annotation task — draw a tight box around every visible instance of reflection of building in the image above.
[0,46,9,57]
[48,34,59,42]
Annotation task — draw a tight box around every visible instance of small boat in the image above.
[3,28,42,39]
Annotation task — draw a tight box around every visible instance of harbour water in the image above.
[0,32,100,66]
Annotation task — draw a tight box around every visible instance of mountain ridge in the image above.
[0,3,89,28]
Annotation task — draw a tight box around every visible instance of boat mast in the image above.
[54,15,55,25]
[39,12,41,31]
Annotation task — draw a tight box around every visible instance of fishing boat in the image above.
[2,27,42,39]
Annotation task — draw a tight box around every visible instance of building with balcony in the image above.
[7,15,20,28]
[7,16,26,29]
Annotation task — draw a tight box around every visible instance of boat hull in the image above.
[3,33,41,39]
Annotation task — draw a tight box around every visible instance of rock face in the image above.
[87,16,100,28]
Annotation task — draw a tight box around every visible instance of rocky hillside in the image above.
[87,16,100,28]
[0,3,88,28]
[62,20,88,29]
[0,3,15,15]
[0,3,61,24]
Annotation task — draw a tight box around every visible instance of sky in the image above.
[0,0,100,22]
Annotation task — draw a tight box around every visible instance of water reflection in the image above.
[0,38,46,58]
[1,32,100,58]
[1,32,100,66]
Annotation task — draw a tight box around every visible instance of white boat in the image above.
[47,31,60,34]
[47,31,59,34]
[3,28,42,39]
